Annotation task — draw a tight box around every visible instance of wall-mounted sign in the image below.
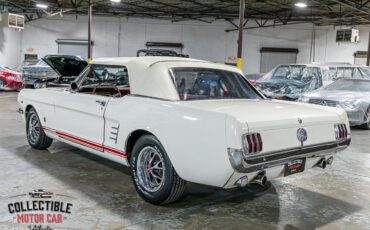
[228,56,236,61]
[26,47,34,52]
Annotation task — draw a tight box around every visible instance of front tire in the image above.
[130,135,186,205]
[360,107,370,130]
[0,79,4,90]
[26,108,53,149]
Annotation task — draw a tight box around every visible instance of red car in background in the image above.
[0,67,22,91]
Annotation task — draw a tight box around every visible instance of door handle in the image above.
[95,100,106,107]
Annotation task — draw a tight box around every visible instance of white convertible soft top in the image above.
[91,57,243,101]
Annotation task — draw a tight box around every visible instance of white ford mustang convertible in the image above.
[18,57,350,205]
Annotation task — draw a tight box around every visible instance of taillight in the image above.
[243,133,263,155]
[334,124,348,140]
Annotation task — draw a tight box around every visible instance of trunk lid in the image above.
[180,99,340,130]
[181,99,341,153]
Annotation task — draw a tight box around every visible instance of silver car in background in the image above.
[299,79,370,129]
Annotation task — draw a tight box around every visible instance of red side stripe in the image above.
[56,131,104,150]
[43,126,126,158]
[104,146,127,157]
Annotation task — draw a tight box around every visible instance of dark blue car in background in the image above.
[22,55,87,88]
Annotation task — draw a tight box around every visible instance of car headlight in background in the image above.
[34,82,47,89]
[339,99,362,110]
[5,75,17,81]
[40,71,48,77]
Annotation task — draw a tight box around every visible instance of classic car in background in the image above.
[137,49,189,58]
[255,64,324,101]
[18,57,350,205]
[22,55,87,88]
[256,63,370,101]
[326,64,370,82]
[0,67,22,91]
[299,78,370,129]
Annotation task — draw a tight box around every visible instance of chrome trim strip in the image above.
[230,138,350,173]
[128,94,176,102]
[245,138,350,161]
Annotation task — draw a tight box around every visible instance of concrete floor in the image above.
[1,92,370,230]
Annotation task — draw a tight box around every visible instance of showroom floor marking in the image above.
[42,126,127,158]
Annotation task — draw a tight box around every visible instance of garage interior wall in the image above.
[0,17,22,69]
[1,15,368,73]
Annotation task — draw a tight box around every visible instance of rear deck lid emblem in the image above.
[297,128,307,147]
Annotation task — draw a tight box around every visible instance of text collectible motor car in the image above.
[0,67,22,91]
[18,57,350,205]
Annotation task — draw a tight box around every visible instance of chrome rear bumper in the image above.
[224,138,350,188]
[228,138,351,174]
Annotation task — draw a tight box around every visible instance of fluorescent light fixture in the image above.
[110,0,121,2]
[36,4,48,9]
[294,2,308,8]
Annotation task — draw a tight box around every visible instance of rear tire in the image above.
[0,79,4,90]
[360,107,370,130]
[130,134,186,205]
[26,108,53,149]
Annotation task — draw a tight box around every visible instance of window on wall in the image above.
[260,47,299,73]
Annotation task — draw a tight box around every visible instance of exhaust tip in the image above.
[326,156,334,165]
[316,158,327,169]
[235,176,249,187]
[321,160,327,169]
[260,175,267,186]
[251,171,267,186]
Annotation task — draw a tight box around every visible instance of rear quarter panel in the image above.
[105,96,234,187]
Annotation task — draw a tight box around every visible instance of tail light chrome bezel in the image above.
[334,123,348,141]
[242,132,263,156]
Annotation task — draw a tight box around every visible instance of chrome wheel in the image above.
[136,146,166,193]
[27,113,41,145]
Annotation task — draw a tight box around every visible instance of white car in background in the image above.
[18,57,350,205]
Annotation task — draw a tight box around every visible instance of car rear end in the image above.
[223,102,350,188]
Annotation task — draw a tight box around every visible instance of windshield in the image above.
[359,67,370,77]
[44,56,87,77]
[171,67,262,101]
[325,79,370,92]
[260,65,307,81]
[80,65,129,87]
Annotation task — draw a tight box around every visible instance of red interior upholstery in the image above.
[78,86,130,97]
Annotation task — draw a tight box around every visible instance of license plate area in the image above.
[284,158,306,176]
